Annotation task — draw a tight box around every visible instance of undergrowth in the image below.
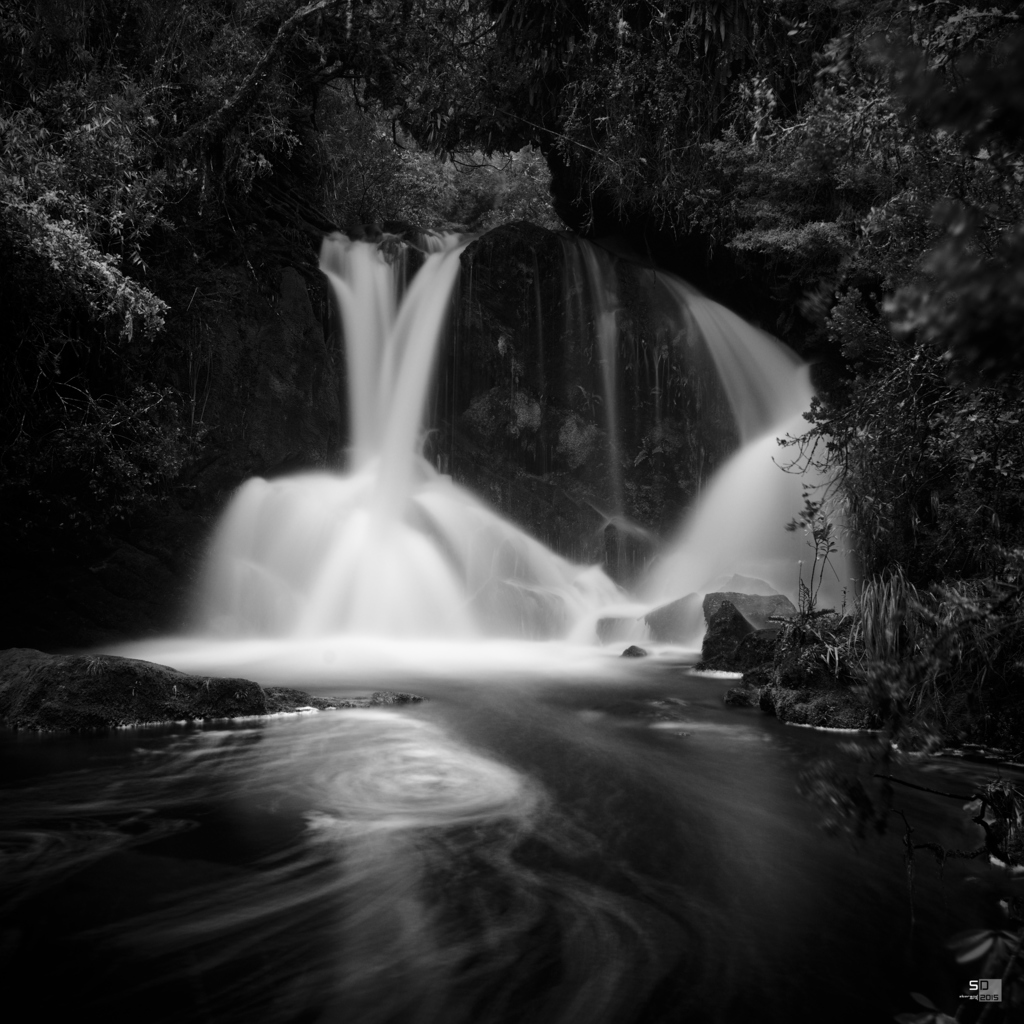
[795,556,1024,1021]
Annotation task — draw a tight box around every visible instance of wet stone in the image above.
[621,645,649,657]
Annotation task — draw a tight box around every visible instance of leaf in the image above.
[910,993,937,1010]
[948,928,994,951]
[954,935,993,963]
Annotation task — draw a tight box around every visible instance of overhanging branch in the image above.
[181,0,341,152]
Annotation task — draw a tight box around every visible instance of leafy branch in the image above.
[786,492,839,615]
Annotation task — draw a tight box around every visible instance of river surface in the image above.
[0,657,1009,1023]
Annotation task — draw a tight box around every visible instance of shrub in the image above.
[3,385,198,545]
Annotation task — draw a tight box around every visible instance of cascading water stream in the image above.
[197,235,622,643]
[578,241,624,521]
[641,276,849,620]
[129,228,849,668]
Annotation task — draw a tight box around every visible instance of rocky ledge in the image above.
[0,648,422,731]
[698,596,878,731]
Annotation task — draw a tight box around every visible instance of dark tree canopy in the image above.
[2,0,1023,585]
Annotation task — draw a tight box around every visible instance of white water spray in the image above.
[578,241,624,518]
[128,230,849,672]
[642,276,849,613]
[198,236,621,642]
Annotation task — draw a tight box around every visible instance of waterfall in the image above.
[197,235,621,641]
[640,276,850,618]
[578,241,624,518]
[186,229,848,651]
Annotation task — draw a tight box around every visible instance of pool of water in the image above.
[0,660,1010,1023]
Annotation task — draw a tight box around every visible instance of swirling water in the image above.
[0,661,1007,1024]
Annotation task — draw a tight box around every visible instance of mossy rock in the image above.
[724,684,761,707]
[724,664,773,707]
[700,600,755,669]
[774,642,839,690]
[760,683,877,730]
[741,664,774,689]
[702,592,797,629]
[732,628,781,672]
[0,648,266,731]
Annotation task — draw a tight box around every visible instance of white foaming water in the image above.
[643,276,850,619]
[662,277,806,443]
[196,235,621,645]
[577,241,624,517]
[198,463,621,642]
[124,231,849,673]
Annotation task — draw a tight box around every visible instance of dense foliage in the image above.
[0,0,556,546]
[368,0,1024,591]
[445,0,1024,588]
[4,0,1023,651]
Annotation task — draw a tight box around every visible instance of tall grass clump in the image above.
[858,566,921,663]
[854,556,1024,751]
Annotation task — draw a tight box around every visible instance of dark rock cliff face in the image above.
[429,222,738,584]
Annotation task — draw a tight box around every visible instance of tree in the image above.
[0,0,517,545]
[888,25,1024,384]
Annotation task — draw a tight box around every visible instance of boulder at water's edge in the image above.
[0,648,267,730]
[644,594,703,643]
[0,649,423,730]
[700,601,756,669]
[702,591,797,630]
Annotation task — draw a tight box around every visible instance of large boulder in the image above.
[702,591,797,630]
[724,615,876,729]
[724,663,775,706]
[644,593,703,643]
[706,574,780,595]
[723,684,761,707]
[0,651,426,730]
[621,645,649,658]
[700,601,755,669]
[731,628,782,672]
[758,684,876,730]
[0,648,267,730]
[775,642,838,690]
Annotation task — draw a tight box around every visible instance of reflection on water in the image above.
[0,673,1010,1024]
